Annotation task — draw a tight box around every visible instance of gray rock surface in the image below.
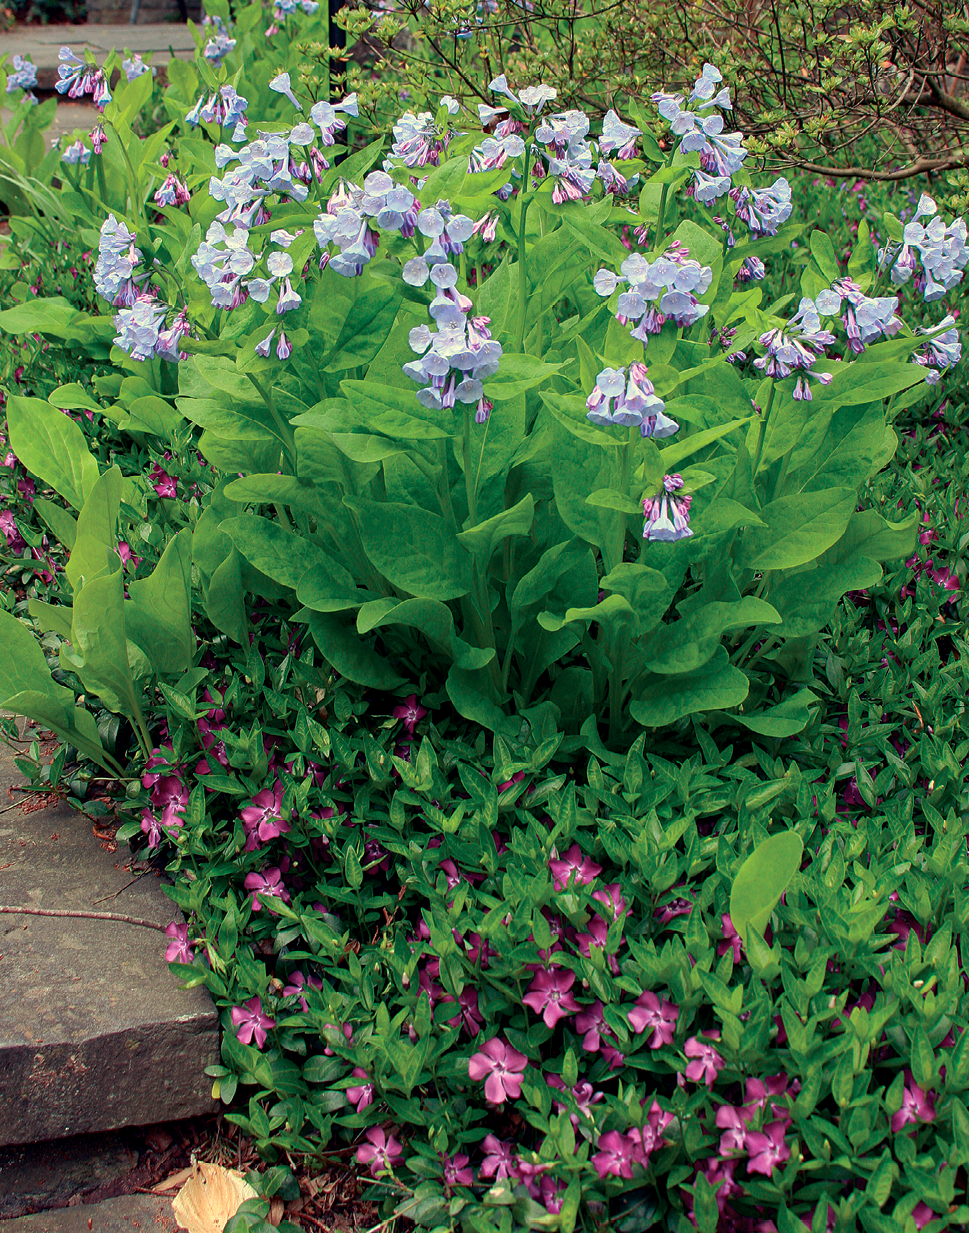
[0,1193,178,1233]
[0,1131,136,1218]
[0,732,218,1146]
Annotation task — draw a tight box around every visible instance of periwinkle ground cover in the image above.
[0,10,968,1232]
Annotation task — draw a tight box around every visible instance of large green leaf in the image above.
[644,596,781,675]
[124,529,194,675]
[307,611,404,689]
[630,646,749,726]
[729,831,804,944]
[356,597,494,671]
[735,488,856,571]
[66,570,146,728]
[338,380,454,440]
[446,664,518,736]
[65,466,122,593]
[33,498,77,551]
[732,688,819,737]
[7,395,100,511]
[457,495,534,567]
[175,397,276,441]
[345,497,473,601]
[222,514,350,593]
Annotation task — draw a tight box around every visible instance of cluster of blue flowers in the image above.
[56,48,111,109]
[95,216,190,362]
[5,54,37,102]
[594,243,715,340]
[877,193,969,301]
[585,364,679,437]
[403,261,502,423]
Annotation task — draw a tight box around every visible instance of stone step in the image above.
[0,23,198,91]
[0,729,218,1147]
[1,1193,179,1232]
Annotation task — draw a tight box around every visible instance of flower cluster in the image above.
[754,295,836,400]
[653,63,746,200]
[643,474,693,542]
[730,177,793,236]
[402,261,501,421]
[5,54,38,101]
[878,193,969,300]
[912,315,962,384]
[816,278,902,354]
[55,48,111,110]
[202,16,236,64]
[594,244,715,342]
[585,363,678,437]
[185,84,249,141]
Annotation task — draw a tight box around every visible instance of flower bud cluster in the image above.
[185,84,249,141]
[816,279,902,354]
[402,261,501,422]
[56,47,111,109]
[730,178,793,236]
[754,296,835,400]
[585,364,678,438]
[5,54,38,100]
[912,316,962,385]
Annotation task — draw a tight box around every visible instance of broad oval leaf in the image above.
[729,831,804,944]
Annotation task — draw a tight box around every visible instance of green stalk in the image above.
[749,380,776,487]
[514,145,532,355]
[462,407,477,527]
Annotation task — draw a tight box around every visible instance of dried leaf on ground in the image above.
[171,1160,258,1233]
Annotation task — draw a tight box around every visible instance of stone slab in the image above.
[0,1193,178,1233]
[0,23,198,90]
[0,732,218,1146]
[0,1131,136,1218]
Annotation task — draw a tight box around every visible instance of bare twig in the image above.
[0,904,167,931]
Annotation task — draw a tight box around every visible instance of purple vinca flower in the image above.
[230,996,275,1048]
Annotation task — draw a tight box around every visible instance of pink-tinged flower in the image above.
[140,801,184,850]
[628,991,679,1048]
[891,1071,936,1133]
[282,971,311,1012]
[444,986,484,1036]
[441,1152,473,1190]
[0,510,26,553]
[549,842,602,890]
[912,1203,937,1229]
[392,693,427,733]
[468,1037,529,1104]
[638,1099,674,1156]
[548,1076,604,1129]
[654,893,694,923]
[522,967,581,1028]
[149,462,177,498]
[346,1067,374,1111]
[574,1000,610,1052]
[591,1129,646,1179]
[715,1103,756,1155]
[745,1120,791,1176]
[575,916,621,974]
[230,996,275,1048]
[539,1176,565,1214]
[718,913,743,962]
[592,882,627,919]
[322,1021,354,1055]
[164,920,194,964]
[479,1134,516,1180]
[244,867,290,913]
[695,1157,741,1214]
[240,781,292,849]
[116,540,142,570]
[356,1125,403,1176]
[684,1033,725,1086]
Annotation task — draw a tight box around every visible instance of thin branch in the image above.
[0,904,168,932]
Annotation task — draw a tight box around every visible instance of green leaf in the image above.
[729,830,804,944]
[338,380,454,439]
[629,645,749,727]
[732,688,819,737]
[483,354,565,400]
[345,497,473,601]
[541,391,624,449]
[645,597,781,675]
[66,466,122,593]
[222,515,350,593]
[67,570,146,728]
[735,488,857,571]
[33,498,77,551]
[48,383,101,412]
[457,495,534,566]
[586,489,643,516]
[810,229,841,282]
[446,665,518,737]
[656,417,751,471]
[6,395,100,510]
[356,597,494,671]
[124,529,195,676]
[307,612,405,690]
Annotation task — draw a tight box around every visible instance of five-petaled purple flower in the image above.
[356,1125,403,1176]
[684,1033,726,1086]
[468,1037,529,1104]
[230,996,275,1048]
[627,991,679,1048]
[522,968,581,1028]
